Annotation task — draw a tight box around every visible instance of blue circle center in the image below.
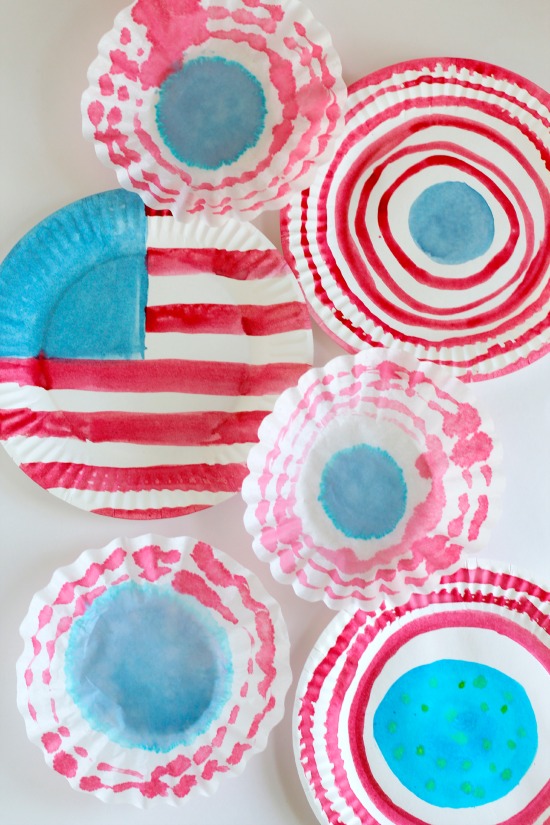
[373,659,538,808]
[156,56,267,170]
[408,181,495,265]
[65,582,233,752]
[318,444,407,540]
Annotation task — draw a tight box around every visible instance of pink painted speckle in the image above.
[87,100,105,128]
[41,732,62,753]
[133,544,181,581]
[193,745,211,765]
[98,762,142,777]
[173,774,198,797]
[98,73,114,96]
[79,775,103,792]
[172,570,238,624]
[37,604,53,629]
[53,751,78,778]
[468,494,489,541]
[109,48,140,82]
[451,431,494,469]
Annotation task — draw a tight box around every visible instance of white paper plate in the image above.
[17,534,291,806]
[295,561,550,825]
[243,346,502,611]
[82,0,345,221]
[0,190,312,518]
[282,57,550,381]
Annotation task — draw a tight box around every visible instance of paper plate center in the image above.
[156,56,267,170]
[408,181,495,265]
[318,444,407,539]
[373,659,537,808]
[65,582,232,752]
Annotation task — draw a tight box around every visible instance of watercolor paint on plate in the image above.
[17,535,291,806]
[82,0,345,221]
[243,347,501,610]
[0,189,313,518]
[282,57,550,381]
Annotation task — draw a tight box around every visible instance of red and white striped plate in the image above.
[282,58,550,381]
[0,190,312,518]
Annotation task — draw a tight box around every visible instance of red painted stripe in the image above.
[316,107,550,347]
[377,153,520,294]
[92,504,209,519]
[346,61,550,131]
[0,407,267,446]
[0,357,310,395]
[20,461,248,493]
[144,206,173,217]
[145,301,310,335]
[147,247,290,280]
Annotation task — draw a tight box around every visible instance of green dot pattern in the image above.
[372,659,538,809]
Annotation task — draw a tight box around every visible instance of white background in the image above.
[1,1,550,823]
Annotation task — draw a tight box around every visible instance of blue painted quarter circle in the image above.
[156,56,267,170]
[318,444,407,539]
[65,582,233,752]
[0,189,148,359]
[408,181,495,265]
[373,659,538,808]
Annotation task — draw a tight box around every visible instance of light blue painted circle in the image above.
[408,181,495,265]
[156,56,267,170]
[318,444,407,539]
[65,581,233,752]
[373,659,538,808]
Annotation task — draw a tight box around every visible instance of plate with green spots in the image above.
[294,561,550,824]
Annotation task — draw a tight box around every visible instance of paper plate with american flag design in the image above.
[0,189,313,518]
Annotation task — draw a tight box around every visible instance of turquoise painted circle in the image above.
[318,444,407,539]
[65,582,233,752]
[408,181,495,265]
[373,659,538,808]
[156,56,267,170]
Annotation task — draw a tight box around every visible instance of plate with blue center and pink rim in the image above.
[16,534,291,807]
[282,57,550,381]
[81,0,345,221]
[242,346,502,612]
[0,189,313,519]
[294,561,550,825]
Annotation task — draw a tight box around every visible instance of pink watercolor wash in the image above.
[82,0,345,221]
[16,535,290,807]
[242,347,502,611]
[294,562,550,825]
